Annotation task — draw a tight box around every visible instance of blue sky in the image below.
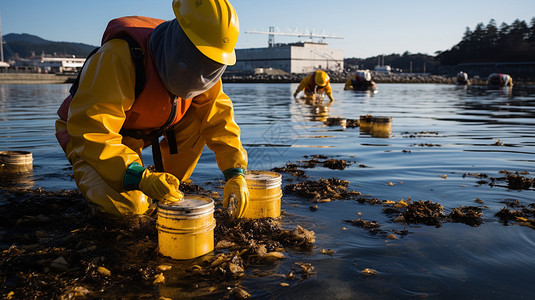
[1,0,534,58]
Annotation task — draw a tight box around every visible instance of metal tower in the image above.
[245,27,343,47]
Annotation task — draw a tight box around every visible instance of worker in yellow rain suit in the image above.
[55,0,248,218]
[293,70,335,102]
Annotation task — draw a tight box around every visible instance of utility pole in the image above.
[0,12,4,62]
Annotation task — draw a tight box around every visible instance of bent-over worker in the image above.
[293,70,335,102]
[55,0,249,218]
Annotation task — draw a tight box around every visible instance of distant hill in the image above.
[2,33,97,59]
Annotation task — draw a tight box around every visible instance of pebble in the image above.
[50,257,70,272]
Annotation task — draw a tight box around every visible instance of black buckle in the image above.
[130,47,144,60]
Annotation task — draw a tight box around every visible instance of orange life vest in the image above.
[56,16,192,151]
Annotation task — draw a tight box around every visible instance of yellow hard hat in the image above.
[315,71,330,87]
[173,0,239,65]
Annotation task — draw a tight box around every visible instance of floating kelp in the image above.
[283,178,361,201]
[400,131,439,138]
[272,163,308,178]
[381,199,484,228]
[463,170,534,190]
[495,200,535,229]
[447,206,483,226]
[273,155,353,174]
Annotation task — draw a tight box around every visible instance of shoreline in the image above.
[1,72,533,85]
[222,72,535,85]
[0,73,75,84]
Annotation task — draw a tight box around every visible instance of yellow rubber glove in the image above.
[139,169,183,203]
[223,175,249,218]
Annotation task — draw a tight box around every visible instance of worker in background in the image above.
[487,73,513,87]
[55,0,249,219]
[293,70,335,102]
[455,71,470,85]
[344,70,377,91]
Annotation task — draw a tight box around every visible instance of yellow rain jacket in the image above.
[55,17,247,216]
[294,71,334,101]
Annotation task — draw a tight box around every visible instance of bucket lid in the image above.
[245,170,282,188]
[359,114,374,121]
[157,194,214,214]
[372,116,392,123]
[0,151,33,160]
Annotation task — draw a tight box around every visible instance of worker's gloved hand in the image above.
[223,175,249,218]
[139,169,183,203]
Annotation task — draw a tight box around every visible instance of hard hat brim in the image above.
[197,45,236,66]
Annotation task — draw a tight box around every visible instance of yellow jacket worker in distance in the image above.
[293,70,335,102]
[55,0,249,218]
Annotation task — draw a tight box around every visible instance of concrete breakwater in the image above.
[1,71,530,85]
[222,71,534,85]
[222,72,459,84]
[0,73,75,84]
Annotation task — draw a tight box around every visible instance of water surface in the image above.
[1,83,534,299]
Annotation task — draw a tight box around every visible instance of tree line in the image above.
[345,52,439,74]
[436,18,535,65]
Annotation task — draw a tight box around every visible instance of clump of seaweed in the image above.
[0,185,316,299]
[495,200,535,229]
[381,199,484,227]
[283,178,361,201]
[463,170,534,190]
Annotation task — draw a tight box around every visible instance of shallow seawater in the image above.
[1,83,534,299]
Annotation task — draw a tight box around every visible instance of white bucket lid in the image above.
[245,170,282,189]
[157,194,214,215]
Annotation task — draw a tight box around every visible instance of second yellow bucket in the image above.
[156,195,215,260]
[243,170,282,219]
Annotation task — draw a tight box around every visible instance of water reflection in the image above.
[350,89,377,98]
[294,95,332,122]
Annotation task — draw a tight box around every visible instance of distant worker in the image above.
[455,71,470,85]
[487,73,513,87]
[55,0,249,218]
[344,70,377,91]
[293,70,335,102]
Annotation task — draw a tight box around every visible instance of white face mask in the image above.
[149,20,226,99]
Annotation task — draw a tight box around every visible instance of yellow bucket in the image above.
[156,195,215,260]
[243,170,282,219]
[370,116,392,138]
[359,114,374,132]
[0,151,33,173]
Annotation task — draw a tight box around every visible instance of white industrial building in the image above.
[230,42,344,74]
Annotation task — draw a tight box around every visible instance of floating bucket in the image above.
[359,114,374,132]
[0,151,33,173]
[156,195,215,260]
[370,116,392,138]
[243,170,282,219]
